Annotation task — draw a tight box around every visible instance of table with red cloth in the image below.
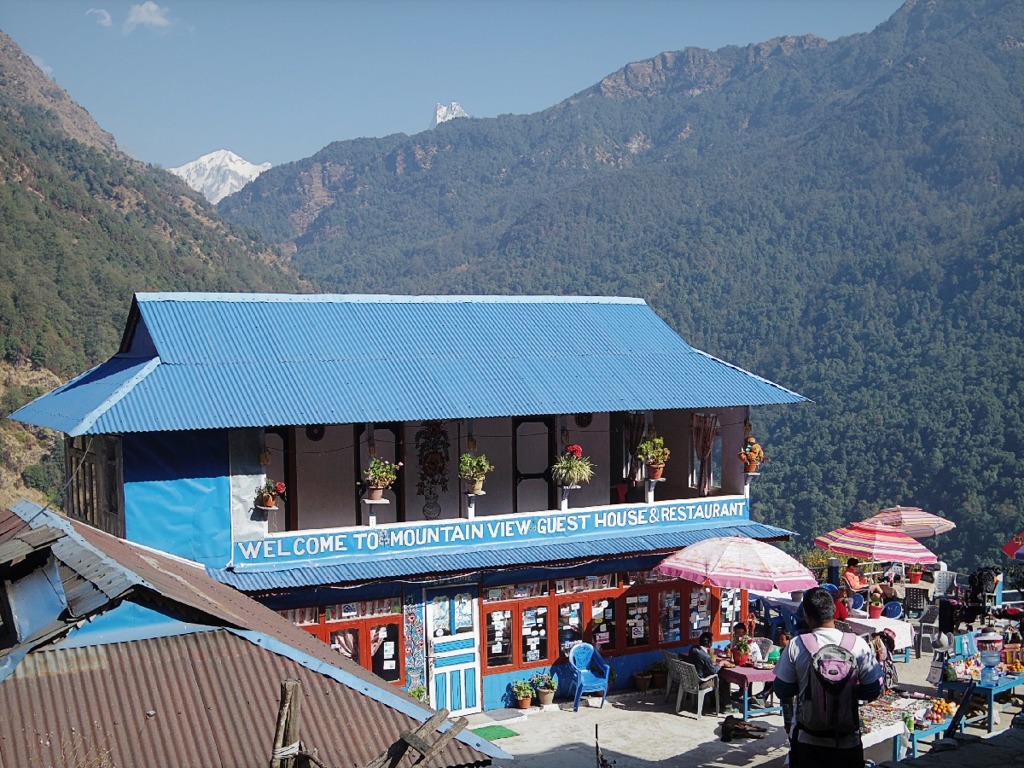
[718,664,781,720]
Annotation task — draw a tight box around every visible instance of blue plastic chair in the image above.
[820,583,838,595]
[882,601,904,619]
[851,592,865,611]
[567,642,611,711]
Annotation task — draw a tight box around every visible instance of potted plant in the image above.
[633,668,653,693]
[530,670,557,705]
[737,435,769,473]
[636,433,671,480]
[408,684,428,703]
[458,452,494,494]
[868,591,885,618]
[255,478,286,509]
[511,678,534,708]
[364,458,403,500]
[908,564,924,584]
[732,634,752,666]
[550,444,595,487]
[646,660,669,691]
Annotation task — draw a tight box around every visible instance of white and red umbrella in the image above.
[861,506,955,539]
[655,536,818,592]
[814,522,938,564]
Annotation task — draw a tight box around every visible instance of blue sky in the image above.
[2,1,903,169]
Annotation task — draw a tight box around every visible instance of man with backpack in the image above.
[773,587,883,768]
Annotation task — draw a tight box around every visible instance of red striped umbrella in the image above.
[814,522,938,564]
[655,536,819,592]
[861,506,955,539]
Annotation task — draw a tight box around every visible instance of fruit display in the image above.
[924,698,955,723]
[1007,659,1024,674]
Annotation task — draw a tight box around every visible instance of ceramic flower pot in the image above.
[537,688,555,706]
[516,695,532,709]
[733,651,751,667]
[744,462,760,473]
[258,492,277,509]
[469,477,485,494]
[647,462,665,480]
[366,486,385,501]
[869,604,884,618]
[909,571,923,584]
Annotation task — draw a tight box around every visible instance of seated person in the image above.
[730,621,763,663]
[687,630,732,713]
[731,621,772,703]
[844,557,887,601]
[843,557,871,591]
[834,586,852,620]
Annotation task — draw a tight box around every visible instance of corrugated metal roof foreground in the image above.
[210,520,794,591]
[2,502,499,766]
[11,293,806,435]
[0,630,491,768]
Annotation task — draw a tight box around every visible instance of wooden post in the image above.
[270,679,299,768]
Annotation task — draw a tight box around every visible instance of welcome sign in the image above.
[231,496,750,569]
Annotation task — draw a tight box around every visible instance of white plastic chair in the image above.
[670,659,720,718]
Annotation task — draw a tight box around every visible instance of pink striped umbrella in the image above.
[1002,530,1024,561]
[655,536,818,592]
[814,522,938,564]
[861,506,955,539]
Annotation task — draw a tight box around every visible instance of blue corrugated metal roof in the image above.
[208,520,794,591]
[11,293,806,435]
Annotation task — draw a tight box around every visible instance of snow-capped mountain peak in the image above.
[169,149,271,204]
[435,102,469,126]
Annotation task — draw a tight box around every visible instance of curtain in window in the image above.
[625,412,646,483]
[692,414,719,497]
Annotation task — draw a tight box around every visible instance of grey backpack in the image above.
[797,632,860,740]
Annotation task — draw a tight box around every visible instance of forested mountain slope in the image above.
[0,30,304,509]
[220,0,1024,570]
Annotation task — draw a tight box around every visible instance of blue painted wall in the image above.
[122,431,231,567]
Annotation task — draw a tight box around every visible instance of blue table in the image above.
[938,674,1023,733]
[893,717,962,759]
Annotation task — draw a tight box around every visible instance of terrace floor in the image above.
[468,649,1021,768]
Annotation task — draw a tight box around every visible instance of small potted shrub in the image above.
[511,678,534,708]
[633,668,653,693]
[408,684,428,703]
[364,457,403,500]
[732,634,752,666]
[646,660,669,691]
[530,670,557,706]
[550,444,595,487]
[737,435,769,473]
[255,479,286,509]
[908,564,924,584]
[868,591,885,618]
[458,452,494,494]
[636,433,671,479]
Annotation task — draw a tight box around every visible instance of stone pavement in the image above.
[465,652,984,768]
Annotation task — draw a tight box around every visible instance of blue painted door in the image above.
[426,585,480,715]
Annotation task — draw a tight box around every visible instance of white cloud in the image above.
[124,1,171,33]
[29,54,53,77]
[86,8,113,27]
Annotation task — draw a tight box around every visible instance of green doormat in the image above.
[471,725,519,741]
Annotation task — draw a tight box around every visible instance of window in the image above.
[689,413,721,495]
[65,435,123,536]
[590,596,616,652]
[659,589,683,644]
[483,581,553,670]
[282,597,404,684]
